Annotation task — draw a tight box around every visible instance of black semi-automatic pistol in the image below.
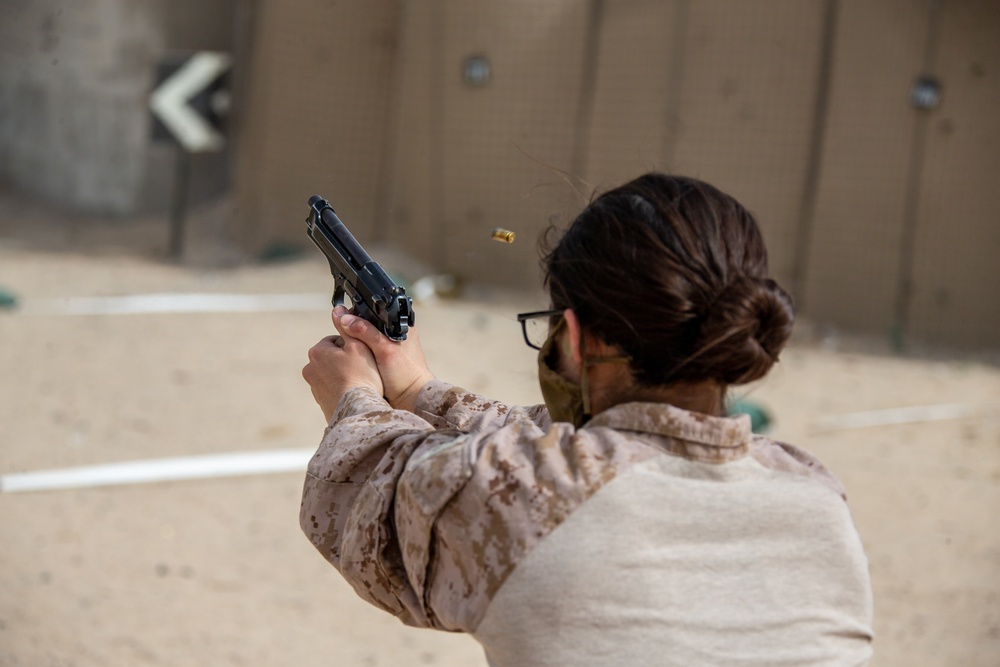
[306,195,414,341]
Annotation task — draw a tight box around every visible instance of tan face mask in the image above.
[537,317,631,428]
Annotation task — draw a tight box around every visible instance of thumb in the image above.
[333,310,384,347]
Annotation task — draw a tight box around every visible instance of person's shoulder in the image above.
[396,423,658,631]
[749,436,848,501]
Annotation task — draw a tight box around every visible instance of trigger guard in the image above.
[332,284,346,308]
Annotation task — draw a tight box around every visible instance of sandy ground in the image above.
[1,201,999,666]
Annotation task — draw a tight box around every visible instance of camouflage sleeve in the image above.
[300,385,466,627]
[413,378,551,432]
[300,382,559,631]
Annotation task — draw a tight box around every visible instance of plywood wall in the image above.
[233,0,1000,349]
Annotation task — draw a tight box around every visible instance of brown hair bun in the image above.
[694,276,796,385]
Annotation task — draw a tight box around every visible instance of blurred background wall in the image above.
[1,0,997,350]
[0,0,240,214]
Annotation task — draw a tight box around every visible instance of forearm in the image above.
[413,379,551,433]
[299,382,547,627]
[300,386,442,624]
[301,386,435,551]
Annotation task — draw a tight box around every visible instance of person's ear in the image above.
[563,308,584,367]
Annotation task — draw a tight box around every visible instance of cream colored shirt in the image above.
[301,379,874,666]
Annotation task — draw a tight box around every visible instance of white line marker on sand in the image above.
[812,403,980,432]
[15,293,329,316]
[1,449,315,493]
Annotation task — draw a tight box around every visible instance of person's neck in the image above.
[629,381,725,416]
[589,365,725,416]
[572,322,724,417]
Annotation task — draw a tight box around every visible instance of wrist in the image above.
[389,373,435,413]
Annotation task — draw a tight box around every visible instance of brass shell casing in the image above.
[491,228,516,243]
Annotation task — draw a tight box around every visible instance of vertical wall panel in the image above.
[233,0,400,253]
[387,0,590,289]
[392,0,589,289]
[383,2,438,269]
[439,0,590,289]
[666,0,825,289]
[803,0,930,335]
[582,0,682,190]
[907,0,1000,348]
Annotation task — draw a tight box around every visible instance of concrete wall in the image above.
[0,0,234,215]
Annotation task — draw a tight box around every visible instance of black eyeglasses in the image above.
[516,309,563,350]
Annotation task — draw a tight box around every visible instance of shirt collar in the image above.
[587,401,752,463]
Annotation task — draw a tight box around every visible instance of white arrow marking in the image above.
[150,52,232,152]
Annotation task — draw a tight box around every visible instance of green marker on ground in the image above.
[0,287,18,310]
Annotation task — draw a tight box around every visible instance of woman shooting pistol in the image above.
[301,173,874,667]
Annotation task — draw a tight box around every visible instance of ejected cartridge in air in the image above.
[491,228,516,243]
